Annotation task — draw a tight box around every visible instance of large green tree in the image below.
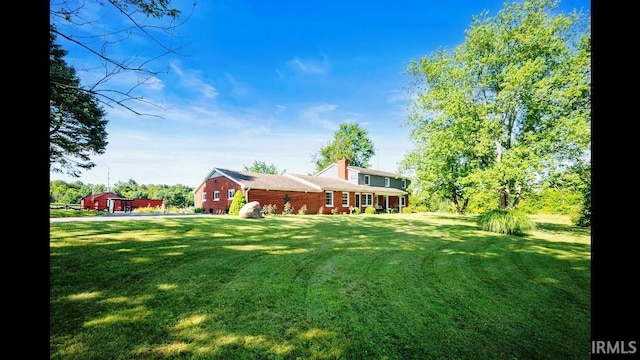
[50,25,108,177]
[401,0,590,214]
[313,122,376,172]
[243,160,281,174]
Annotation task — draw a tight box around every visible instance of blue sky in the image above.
[49,0,590,188]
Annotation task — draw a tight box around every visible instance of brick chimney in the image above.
[338,158,348,180]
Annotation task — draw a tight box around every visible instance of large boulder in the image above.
[239,201,263,219]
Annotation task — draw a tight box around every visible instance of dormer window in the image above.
[385,177,390,187]
[402,179,407,188]
[364,175,370,185]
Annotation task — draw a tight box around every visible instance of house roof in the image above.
[314,163,409,179]
[288,173,407,195]
[81,192,118,201]
[347,166,407,179]
[214,168,322,192]
[196,167,407,195]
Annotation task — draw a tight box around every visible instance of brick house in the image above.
[193,159,410,214]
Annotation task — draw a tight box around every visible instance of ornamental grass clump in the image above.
[476,208,537,236]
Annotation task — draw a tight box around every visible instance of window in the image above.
[342,192,349,206]
[325,191,334,206]
[201,192,207,202]
[385,177,390,187]
[214,191,220,201]
[228,189,235,198]
[402,179,407,189]
[364,175,370,185]
[400,196,406,206]
[363,193,373,206]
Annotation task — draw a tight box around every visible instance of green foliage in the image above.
[402,0,590,213]
[467,190,499,214]
[350,206,361,214]
[243,160,281,174]
[228,191,247,215]
[193,207,203,214]
[297,204,308,215]
[476,208,537,236]
[50,25,108,177]
[365,206,376,214]
[282,202,294,215]
[313,122,376,172]
[317,206,325,215]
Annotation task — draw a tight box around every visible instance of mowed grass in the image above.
[50,213,590,359]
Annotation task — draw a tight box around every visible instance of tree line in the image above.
[50,179,195,208]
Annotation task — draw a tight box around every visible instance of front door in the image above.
[355,193,360,208]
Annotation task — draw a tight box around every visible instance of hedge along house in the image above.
[193,159,410,215]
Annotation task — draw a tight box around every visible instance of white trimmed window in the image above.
[325,191,334,206]
[364,175,370,185]
[228,189,235,198]
[214,191,220,201]
[342,192,349,206]
[402,179,407,188]
[400,196,406,206]
[385,177,390,187]
[363,193,373,206]
[201,192,207,202]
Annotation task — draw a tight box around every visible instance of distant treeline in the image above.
[50,179,195,208]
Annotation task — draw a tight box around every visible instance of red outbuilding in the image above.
[81,192,165,212]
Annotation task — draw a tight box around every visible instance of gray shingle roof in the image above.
[348,166,406,178]
[288,174,406,194]
[210,169,407,195]
[214,169,321,192]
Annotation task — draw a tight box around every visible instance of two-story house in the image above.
[315,159,410,212]
[193,159,410,215]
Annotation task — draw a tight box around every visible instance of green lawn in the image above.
[50,213,590,359]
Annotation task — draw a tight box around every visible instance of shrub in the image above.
[262,204,277,215]
[193,207,203,214]
[330,207,340,215]
[350,206,361,214]
[476,208,537,236]
[317,206,324,215]
[297,204,308,215]
[364,206,376,214]
[228,191,246,215]
[402,206,413,214]
[282,202,294,215]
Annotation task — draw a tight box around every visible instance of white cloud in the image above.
[300,104,338,130]
[287,56,330,74]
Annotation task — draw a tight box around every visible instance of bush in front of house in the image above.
[262,204,277,215]
[297,204,308,215]
[364,206,376,214]
[317,206,324,215]
[350,206,361,214]
[476,208,537,236]
[193,207,203,214]
[228,191,247,215]
[282,202,294,215]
